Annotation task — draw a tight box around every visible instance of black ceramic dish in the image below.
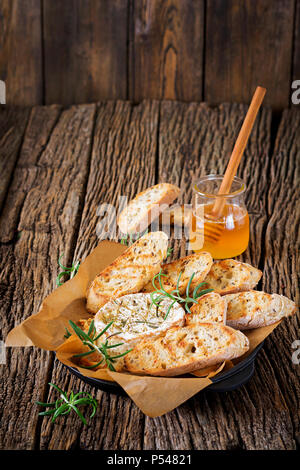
[63,341,264,396]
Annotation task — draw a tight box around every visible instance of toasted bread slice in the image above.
[142,252,213,294]
[124,322,249,376]
[186,292,227,325]
[117,183,180,234]
[203,259,262,295]
[224,290,297,330]
[86,231,168,313]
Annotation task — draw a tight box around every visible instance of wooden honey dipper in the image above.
[201,86,266,243]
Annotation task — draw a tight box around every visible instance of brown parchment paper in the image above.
[5,241,282,417]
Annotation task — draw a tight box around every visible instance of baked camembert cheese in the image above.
[94,293,185,344]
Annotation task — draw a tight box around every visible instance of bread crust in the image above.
[224,291,297,330]
[117,183,180,234]
[124,323,249,376]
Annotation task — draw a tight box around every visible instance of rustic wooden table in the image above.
[0,101,299,450]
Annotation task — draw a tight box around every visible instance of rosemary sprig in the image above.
[150,269,213,320]
[56,253,80,286]
[36,383,97,425]
[69,319,132,371]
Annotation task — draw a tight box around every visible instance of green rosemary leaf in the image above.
[105,342,124,349]
[193,283,210,299]
[58,253,68,271]
[52,404,69,422]
[176,271,183,295]
[56,254,80,286]
[70,404,87,425]
[164,299,177,321]
[69,320,90,342]
[87,319,96,338]
[38,409,57,416]
[185,272,195,298]
[149,269,214,319]
[68,318,131,372]
[120,236,128,245]
[70,261,80,279]
[56,272,68,287]
[35,401,56,407]
[48,382,68,400]
[194,288,214,299]
[94,320,114,341]
[110,349,133,359]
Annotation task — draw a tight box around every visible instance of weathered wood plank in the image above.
[129,0,204,102]
[144,348,294,450]
[0,104,96,449]
[262,108,300,447]
[143,101,296,450]
[0,0,43,105]
[0,106,31,212]
[2,102,298,450]
[39,101,159,450]
[205,0,295,110]
[43,0,128,105]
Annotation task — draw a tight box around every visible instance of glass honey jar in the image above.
[190,175,249,259]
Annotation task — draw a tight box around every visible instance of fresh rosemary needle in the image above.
[36,383,97,425]
[150,269,213,320]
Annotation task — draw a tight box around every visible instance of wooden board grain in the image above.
[39,100,159,450]
[0,104,96,449]
[205,0,295,110]
[43,0,128,105]
[144,349,295,450]
[262,108,300,446]
[129,0,204,102]
[0,0,43,105]
[142,101,297,450]
[0,105,31,212]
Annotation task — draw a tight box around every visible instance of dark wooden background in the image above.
[0,0,299,110]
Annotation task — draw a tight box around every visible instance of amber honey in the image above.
[190,203,249,259]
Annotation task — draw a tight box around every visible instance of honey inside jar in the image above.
[190,175,249,259]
